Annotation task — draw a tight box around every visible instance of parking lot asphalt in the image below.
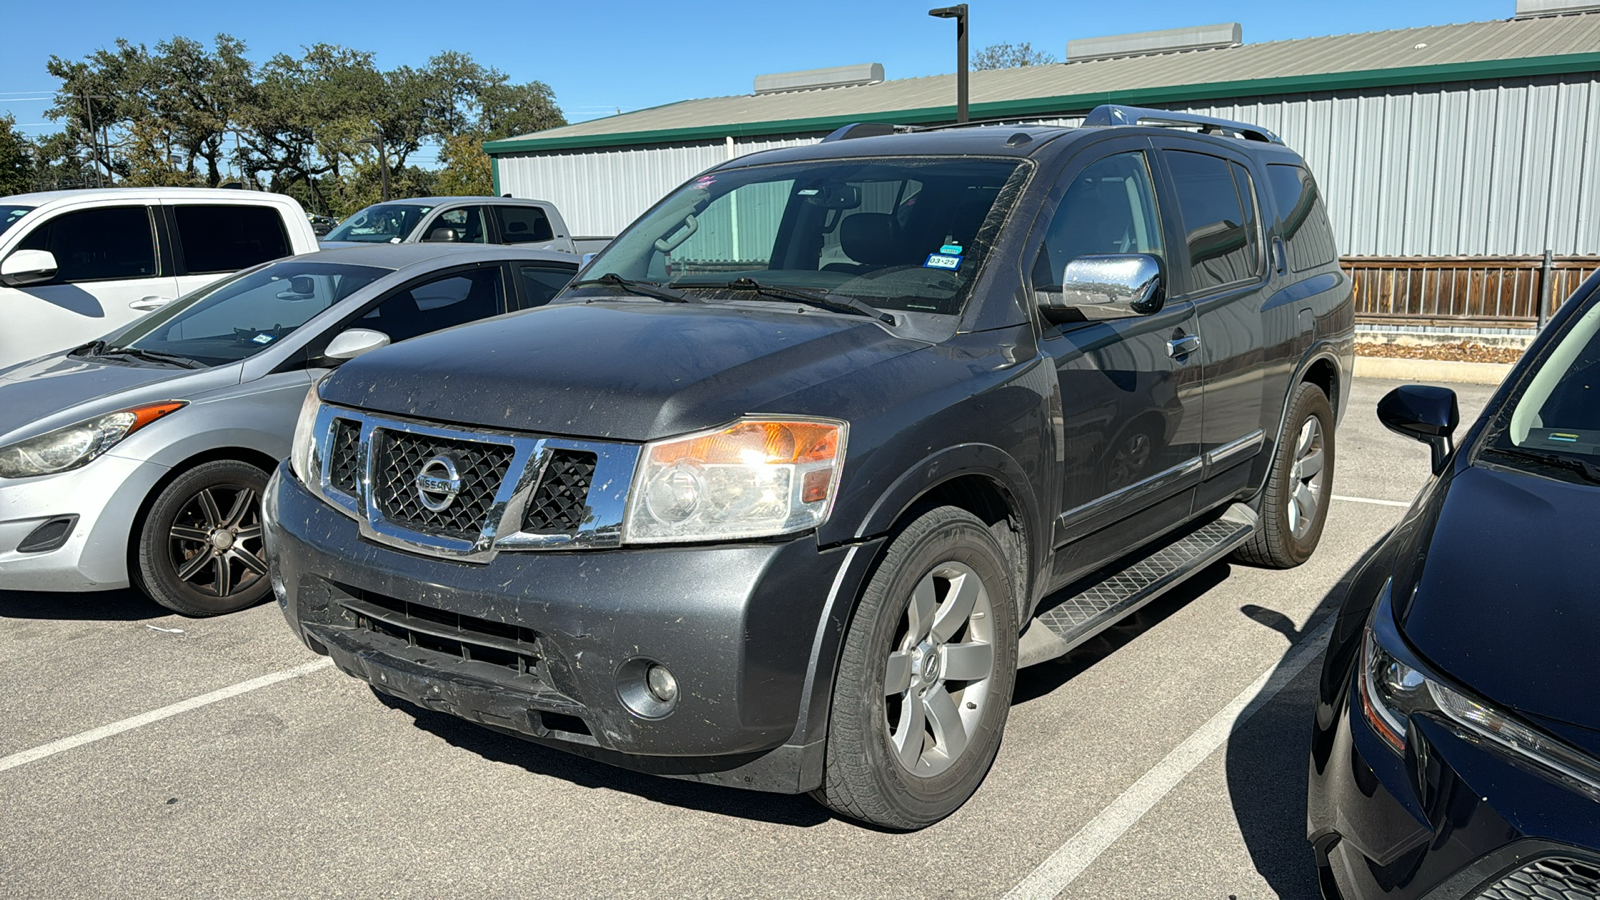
[0,377,1499,900]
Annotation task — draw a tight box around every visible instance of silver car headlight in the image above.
[0,402,186,479]
[623,418,846,544]
[288,379,326,487]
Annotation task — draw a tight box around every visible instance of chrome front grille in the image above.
[524,450,596,535]
[373,431,514,539]
[309,406,637,560]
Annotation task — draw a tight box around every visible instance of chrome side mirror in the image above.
[323,328,390,362]
[1378,385,1459,473]
[0,249,59,286]
[1038,254,1163,322]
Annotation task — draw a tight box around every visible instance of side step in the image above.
[1016,503,1258,668]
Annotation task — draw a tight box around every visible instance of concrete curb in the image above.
[1354,356,1514,385]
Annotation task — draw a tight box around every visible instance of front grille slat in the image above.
[523,450,597,535]
[328,418,362,495]
[341,591,541,678]
[374,431,513,539]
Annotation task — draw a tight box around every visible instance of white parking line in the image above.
[1004,615,1335,900]
[1332,494,1411,508]
[0,658,333,774]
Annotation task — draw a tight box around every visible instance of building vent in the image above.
[754,63,885,95]
[1514,0,1600,16]
[1068,23,1243,62]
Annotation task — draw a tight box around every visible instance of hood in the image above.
[318,301,926,441]
[0,353,222,442]
[1398,461,1600,744]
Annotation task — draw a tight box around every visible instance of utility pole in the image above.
[81,94,102,187]
[376,131,390,201]
[929,4,970,124]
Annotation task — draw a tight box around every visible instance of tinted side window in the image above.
[1166,150,1259,293]
[359,267,504,344]
[173,205,292,274]
[431,207,488,244]
[1266,164,1340,272]
[518,264,575,308]
[1032,151,1164,290]
[17,206,157,282]
[494,206,554,244]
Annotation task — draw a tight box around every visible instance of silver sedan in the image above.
[0,243,579,614]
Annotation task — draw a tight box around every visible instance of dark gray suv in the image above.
[265,105,1353,829]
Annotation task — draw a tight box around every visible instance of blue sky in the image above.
[3,0,1512,166]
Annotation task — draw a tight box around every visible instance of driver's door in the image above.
[1029,139,1205,585]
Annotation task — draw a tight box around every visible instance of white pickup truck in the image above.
[320,195,608,256]
[0,188,319,371]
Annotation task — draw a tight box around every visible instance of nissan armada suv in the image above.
[264,106,1354,830]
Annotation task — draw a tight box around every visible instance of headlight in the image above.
[623,418,846,543]
[288,378,326,486]
[1359,582,1600,799]
[0,402,185,479]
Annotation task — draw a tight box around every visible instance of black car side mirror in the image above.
[1378,385,1459,473]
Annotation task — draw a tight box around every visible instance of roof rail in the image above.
[821,122,906,142]
[1082,105,1282,144]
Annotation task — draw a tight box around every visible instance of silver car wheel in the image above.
[1287,416,1325,539]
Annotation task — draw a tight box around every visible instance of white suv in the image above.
[0,188,319,371]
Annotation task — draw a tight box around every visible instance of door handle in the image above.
[1167,334,1201,359]
[130,297,172,311]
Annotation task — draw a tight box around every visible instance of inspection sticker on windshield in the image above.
[251,333,275,345]
[924,252,963,271]
[940,243,963,255]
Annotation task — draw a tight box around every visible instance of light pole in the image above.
[928,4,969,124]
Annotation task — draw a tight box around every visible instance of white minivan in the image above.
[0,188,319,371]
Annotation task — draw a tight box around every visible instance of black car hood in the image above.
[319,301,926,442]
[1398,462,1600,744]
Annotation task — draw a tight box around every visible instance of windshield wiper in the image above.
[573,273,702,304]
[99,346,206,369]
[1487,444,1600,484]
[70,340,107,358]
[711,278,896,325]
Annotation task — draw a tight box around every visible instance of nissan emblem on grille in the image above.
[415,456,463,512]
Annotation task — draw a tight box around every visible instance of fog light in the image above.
[646,664,678,703]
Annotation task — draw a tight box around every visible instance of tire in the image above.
[136,460,273,616]
[1235,382,1335,569]
[812,506,1018,830]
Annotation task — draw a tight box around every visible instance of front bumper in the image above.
[1308,675,1600,899]
[0,452,169,591]
[265,463,883,793]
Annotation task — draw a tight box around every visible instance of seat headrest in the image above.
[840,213,904,266]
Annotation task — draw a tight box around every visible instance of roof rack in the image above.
[1082,105,1282,144]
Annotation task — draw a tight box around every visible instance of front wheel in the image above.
[813,506,1018,830]
[1235,381,1335,568]
[136,460,273,616]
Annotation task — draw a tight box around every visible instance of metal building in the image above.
[488,6,1600,326]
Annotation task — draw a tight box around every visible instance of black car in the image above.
[1309,271,1600,898]
[265,106,1354,829]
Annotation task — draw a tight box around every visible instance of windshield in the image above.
[104,261,387,367]
[324,203,432,243]
[0,206,34,238]
[578,157,1030,315]
[1484,291,1600,480]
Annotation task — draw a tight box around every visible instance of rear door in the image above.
[1026,137,1206,585]
[167,202,295,300]
[0,202,177,367]
[1151,138,1272,507]
[492,205,569,252]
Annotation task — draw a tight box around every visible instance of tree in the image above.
[972,42,1058,70]
[434,132,494,196]
[0,115,33,195]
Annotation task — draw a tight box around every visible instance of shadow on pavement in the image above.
[1223,538,1389,899]
[371,688,833,828]
[0,587,169,621]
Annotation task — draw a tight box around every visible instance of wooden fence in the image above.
[1345,256,1600,328]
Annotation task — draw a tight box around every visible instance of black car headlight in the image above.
[1359,580,1600,800]
[0,402,185,479]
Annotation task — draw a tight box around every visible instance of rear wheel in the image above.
[1235,381,1334,568]
[813,506,1017,830]
[136,460,273,616]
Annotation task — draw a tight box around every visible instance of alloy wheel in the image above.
[1287,416,1326,539]
[167,485,268,599]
